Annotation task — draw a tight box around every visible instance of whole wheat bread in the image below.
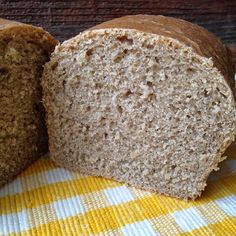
[42,15,236,200]
[0,18,58,186]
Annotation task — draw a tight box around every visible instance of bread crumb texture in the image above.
[0,19,57,186]
[43,16,236,200]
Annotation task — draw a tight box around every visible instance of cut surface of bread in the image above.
[0,18,58,186]
[43,15,236,200]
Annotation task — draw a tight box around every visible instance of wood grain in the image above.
[228,45,236,70]
[0,0,235,64]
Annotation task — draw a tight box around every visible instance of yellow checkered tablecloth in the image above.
[0,143,236,236]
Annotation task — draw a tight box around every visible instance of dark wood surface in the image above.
[0,0,236,65]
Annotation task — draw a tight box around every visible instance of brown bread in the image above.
[0,18,58,186]
[42,15,236,200]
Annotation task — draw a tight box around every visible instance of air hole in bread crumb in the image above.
[51,61,58,71]
[99,116,106,126]
[123,89,133,98]
[62,80,66,87]
[146,81,153,87]
[33,103,40,112]
[216,87,227,99]
[187,68,195,73]
[128,121,134,129]
[109,120,115,128]
[146,44,154,49]
[114,51,127,63]
[203,89,209,97]
[69,46,76,50]
[123,49,128,54]
[3,37,11,44]
[23,49,30,54]
[86,48,93,56]
[117,105,123,114]
[186,114,190,118]
[220,92,227,99]
[95,83,102,89]
[105,107,111,112]
[0,67,9,77]
[86,106,91,111]
[104,133,108,138]
[74,75,80,84]
[192,57,200,63]
[136,92,143,97]
[155,57,159,63]
[114,57,121,63]
[168,41,173,47]
[116,36,133,45]
[171,164,176,169]
[60,68,67,76]
[148,93,156,101]
[168,104,176,111]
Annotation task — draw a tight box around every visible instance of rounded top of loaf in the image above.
[0,18,58,54]
[88,15,235,99]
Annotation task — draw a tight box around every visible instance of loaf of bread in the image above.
[0,18,57,186]
[42,15,236,200]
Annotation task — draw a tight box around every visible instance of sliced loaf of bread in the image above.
[42,15,236,200]
[0,18,58,186]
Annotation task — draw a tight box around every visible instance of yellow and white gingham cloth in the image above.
[0,142,236,236]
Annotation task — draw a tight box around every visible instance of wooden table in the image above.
[1,0,235,66]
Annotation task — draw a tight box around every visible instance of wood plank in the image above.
[228,44,236,70]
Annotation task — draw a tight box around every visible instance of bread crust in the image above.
[89,15,235,101]
[0,18,58,187]
[0,18,57,54]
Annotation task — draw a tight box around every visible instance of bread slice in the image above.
[42,15,236,200]
[0,18,58,186]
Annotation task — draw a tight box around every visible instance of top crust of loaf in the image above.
[88,15,235,101]
[0,18,58,54]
